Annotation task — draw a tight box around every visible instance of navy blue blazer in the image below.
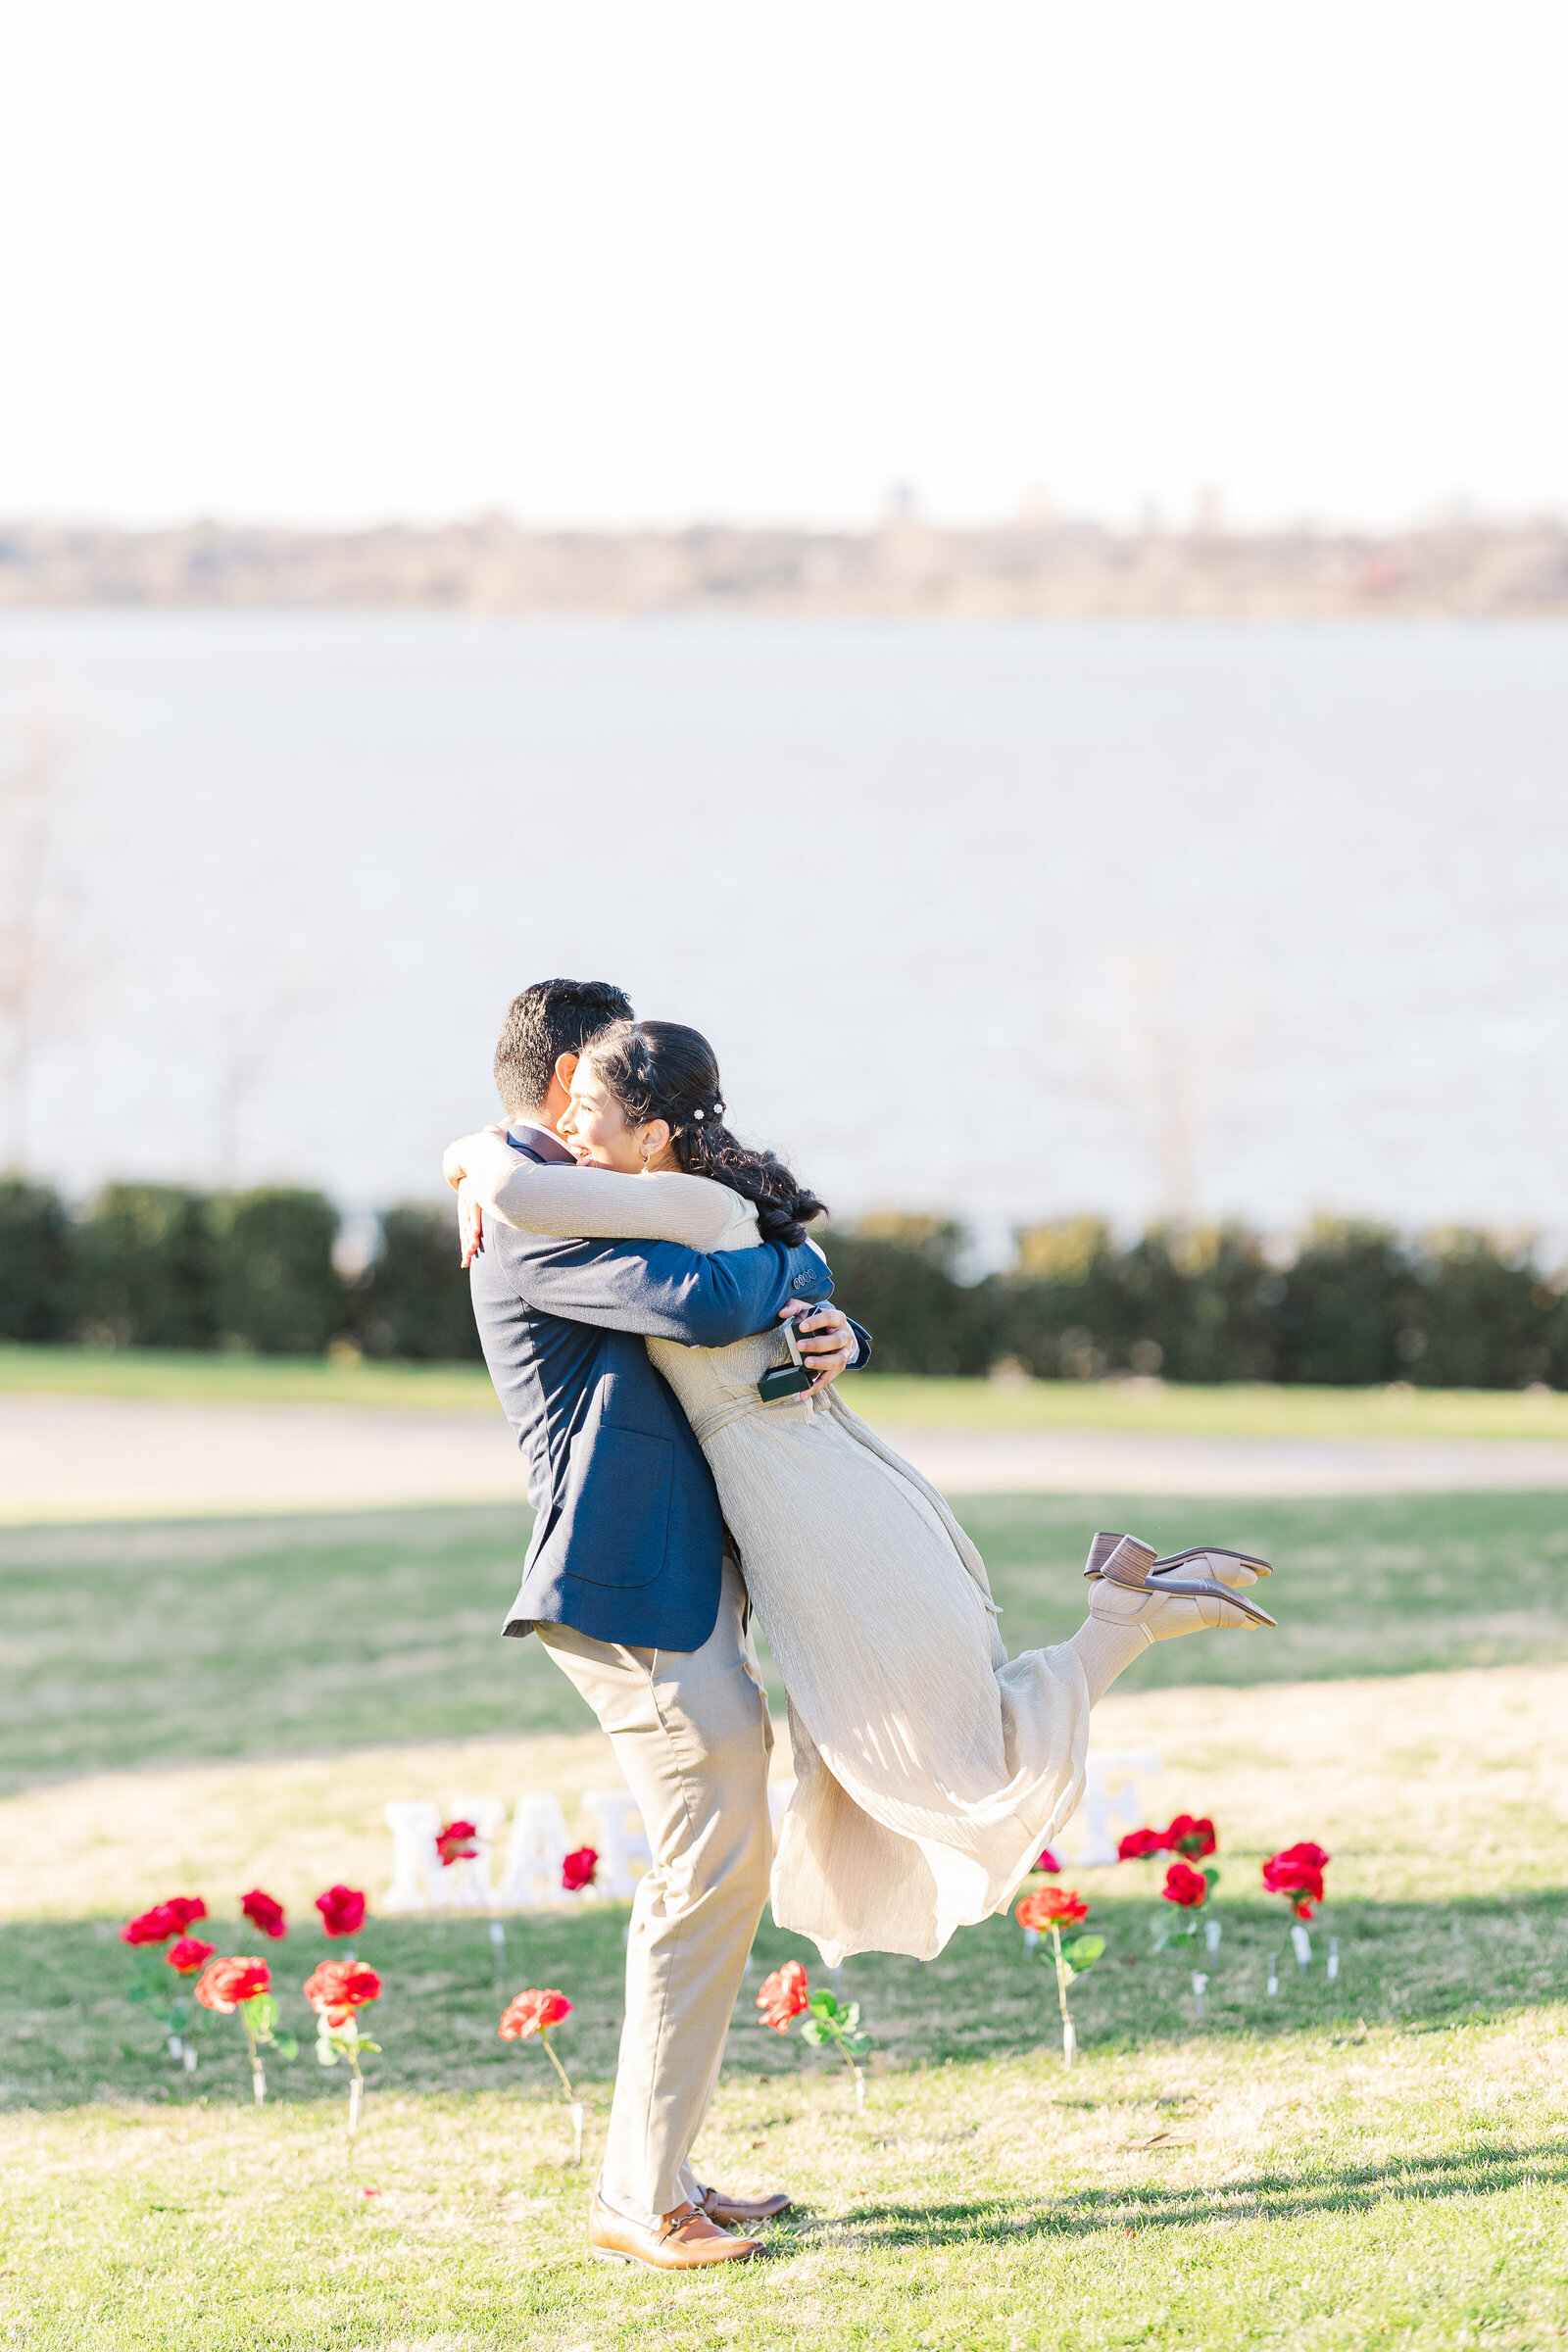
[470,1136,868,1651]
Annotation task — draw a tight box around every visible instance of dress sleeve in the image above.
[463,1134,752,1252]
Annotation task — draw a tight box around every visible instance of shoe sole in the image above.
[1141,1573,1278,1627]
[1154,1545,1273,1579]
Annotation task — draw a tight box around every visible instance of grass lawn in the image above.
[5,1494,1568,2346]
[8,1342,1568,1442]
[3,1493,1566,1791]
[3,1893,1566,2349]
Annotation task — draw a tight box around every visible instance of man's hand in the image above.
[779,1300,857,1394]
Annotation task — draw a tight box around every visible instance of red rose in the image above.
[316,1885,368,1938]
[194,1956,271,2012]
[304,1959,382,2027]
[240,1889,287,1939]
[1273,1839,1330,1872]
[562,1845,599,1892]
[1161,1861,1209,1909]
[122,1894,207,1946]
[1166,1815,1217,1860]
[500,1987,573,2040]
[166,1936,216,1977]
[122,1904,179,1946]
[755,1960,809,2034]
[1034,1846,1061,1876]
[1016,1887,1090,1931]
[435,1821,479,1868]
[1116,1828,1168,1861]
[1261,1846,1327,1916]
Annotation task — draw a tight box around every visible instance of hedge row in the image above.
[0,1181,482,1361]
[826,1213,1568,1389]
[4,1181,1566,1388]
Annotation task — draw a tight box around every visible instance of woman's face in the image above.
[559,1060,668,1172]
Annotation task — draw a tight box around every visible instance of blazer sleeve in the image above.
[501,1228,832,1348]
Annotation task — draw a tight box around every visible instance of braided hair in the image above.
[582,1020,828,1248]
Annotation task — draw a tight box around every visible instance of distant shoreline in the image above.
[3,513,1567,618]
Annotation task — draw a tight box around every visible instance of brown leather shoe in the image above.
[589,2194,762,2271]
[698,2181,793,2225]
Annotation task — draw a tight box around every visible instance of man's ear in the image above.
[554,1052,579,1091]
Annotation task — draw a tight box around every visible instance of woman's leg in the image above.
[1068,1563,1273,1703]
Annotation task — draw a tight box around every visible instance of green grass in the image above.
[2,1493,1566,1792]
[4,1892,1566,2112]
[8,1341,1568,1440]
[3,1898,1567,2348]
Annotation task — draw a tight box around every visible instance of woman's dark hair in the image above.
[584,1020,827,1248]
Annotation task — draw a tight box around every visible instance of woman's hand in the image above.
[457,1178,485,1269]
[442,1123,510,1194]
[780,1300,858,1394]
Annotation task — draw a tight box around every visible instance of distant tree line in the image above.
[3,1179,1566,1389]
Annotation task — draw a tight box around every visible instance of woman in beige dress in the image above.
[443,1019,1274,1966]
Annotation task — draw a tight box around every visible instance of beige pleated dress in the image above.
[465,1147,1090,1965]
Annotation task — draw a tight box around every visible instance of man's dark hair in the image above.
[493,979,635,1116]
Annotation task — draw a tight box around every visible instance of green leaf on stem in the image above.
[1064,1936,1104,1971]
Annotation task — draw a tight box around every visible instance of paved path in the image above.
[7,1393,1568,1521]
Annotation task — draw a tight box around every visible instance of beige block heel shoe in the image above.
[1083,1531,1278,1631]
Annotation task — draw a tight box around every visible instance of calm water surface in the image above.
[3,611,1565,1250]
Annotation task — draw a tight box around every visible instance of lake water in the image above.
[4,610,1566,1256]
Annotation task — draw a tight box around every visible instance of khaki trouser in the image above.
[535,1558,773,2226]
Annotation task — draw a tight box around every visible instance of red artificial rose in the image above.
[240,1888,287,1939]
[194,1956,271,2012]
[756,1959,809,2034]
[1261,1844,1328,1917]
[1116,1828,1168,1861]
[1166,1814,1217,1860]
[166,1936,216,1976]
[303,1959,382,2027]
[1034,1846,1061,1876]
[1016,1886,1091,1931]
[122,1894,208,1946]
[122,1904,179,1946]
[562,1845,599,1892]
[316,1885,368,1938]
[499,1987,573,2040]
[435,1820,479,1868]
[1161,1861,1210,1909]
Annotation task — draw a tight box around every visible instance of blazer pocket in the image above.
[564,1427,674,1589]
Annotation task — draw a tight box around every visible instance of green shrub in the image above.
[1270,1219,1419,1385]
[351,1203,482,1361]
[819,1214,1004,1377]
[205,1189,342,1354]
[70,1185,215,1348]
[1409,1228,1559,1388]
[1003,1219,1276,1381]
[0,1179,72,1341]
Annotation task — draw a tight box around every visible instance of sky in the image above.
[3,0,1566,534]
